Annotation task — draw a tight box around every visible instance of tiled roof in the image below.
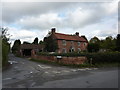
[54,33,87,42]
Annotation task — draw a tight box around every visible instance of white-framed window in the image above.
[78,42,80,46]
[84,42,86,46]
[62,48,66,53]
[62,40,66,45]
[71,48,75,52]
[78,48,81,53]
[69,47,75,52]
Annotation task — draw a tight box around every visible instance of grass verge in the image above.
[94,62,119,68]
[30,58,119,68]
[30,58,97,68]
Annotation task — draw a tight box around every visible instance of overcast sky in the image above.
[1,0,119,46]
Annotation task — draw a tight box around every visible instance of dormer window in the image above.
[78,42,80,46]
[62,40,66,45]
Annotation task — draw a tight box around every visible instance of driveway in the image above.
[2,54,119,88]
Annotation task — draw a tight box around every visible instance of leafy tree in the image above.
[88,36,100,52]
[39,40,44,44]
[1,27,11,45]
[32,37,38,44]
[12,39,21,54]
[2,27,9,40]
[23,41,31,44]
[87,43,99,52]
[116,34,120,51]
[1,27,10,67]
[89,36,100,44]
[44,36,58,52]
[100,36,116,51]
[111,38,116,51]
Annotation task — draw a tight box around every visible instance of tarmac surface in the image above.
[2,54,119,88]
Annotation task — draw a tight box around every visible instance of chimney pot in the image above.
[75,32,79,36]
[51,28,56,33]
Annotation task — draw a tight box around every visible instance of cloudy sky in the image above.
[1,0,119,46]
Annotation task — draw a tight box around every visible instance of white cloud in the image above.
[10,2,117,30]
[89,29,117,40]
[2,0,115,2]
[2,2,118,43]
[8,28,36,39]
[7,27,48,46]
[18,13,62,30]
[102,0,118,14]
[3,2,117,26]
[2,2,74,23]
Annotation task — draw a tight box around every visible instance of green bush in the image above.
[87,43,100,52]
[86,52,120,64]
[2,42,10,67]
[37,52,86,57]
[37,52,120,65]
[30,58,93,68]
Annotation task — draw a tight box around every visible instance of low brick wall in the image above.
[31,51,87,65]
[60,57,87,64]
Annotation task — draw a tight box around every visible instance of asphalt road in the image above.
[2,54,119,88]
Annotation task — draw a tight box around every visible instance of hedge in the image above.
[37,52,86,57]
[2,42,10,67]
[86,52,120,64]
[37,52,120,64]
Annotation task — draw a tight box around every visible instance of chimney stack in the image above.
[75,32,79,36]
[51,28,56,33]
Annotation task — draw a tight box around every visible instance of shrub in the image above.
[37,52,86,57]
[37,52,120,65]
[86,52,120,64]
[87,43,100,52]
[2,42,10,67]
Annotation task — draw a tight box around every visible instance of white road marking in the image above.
[38,65,51,69]
[52,71,61,74]
[3,78,12,81]
[62,70,70,73]
[71,69,77,72]
[45,72,49,74]
[30,72,33,74]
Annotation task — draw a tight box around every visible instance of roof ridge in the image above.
[53,32,87,42]
[55,32,76,36]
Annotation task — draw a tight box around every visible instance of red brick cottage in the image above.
[45,28,88,53]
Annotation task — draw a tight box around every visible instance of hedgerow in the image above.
[37,52,120,64]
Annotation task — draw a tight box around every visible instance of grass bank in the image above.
[30,58,94,68]
[2,41,10,68]
[30,58,119,68]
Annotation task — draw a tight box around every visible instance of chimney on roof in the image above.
[51,28,56,33]
[75,32,79,36]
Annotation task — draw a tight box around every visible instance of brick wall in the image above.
[31,50,87,65]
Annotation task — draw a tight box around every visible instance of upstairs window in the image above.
[62,40,66,45]
[78,42,80,46]
[84,42,87,46]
